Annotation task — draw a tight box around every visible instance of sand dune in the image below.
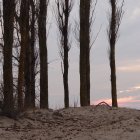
[0,105,140,140]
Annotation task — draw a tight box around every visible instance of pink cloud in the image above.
[93,96,140,106]
[117,65,140,72]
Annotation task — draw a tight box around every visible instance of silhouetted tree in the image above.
[17,0,29,111]
[79,0,91,106]
[30,0,36,108]
[107,0,124,107]
[38,0,49,108]
[55,0,73,108]
[24,0,36,109]
[3,0,15,114]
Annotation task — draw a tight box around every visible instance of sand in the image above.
[0,105,140,140]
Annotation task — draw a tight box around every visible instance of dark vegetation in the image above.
[0,0,124,117]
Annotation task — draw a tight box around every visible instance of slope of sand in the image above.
[0,105,140,140]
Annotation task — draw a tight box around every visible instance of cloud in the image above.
[117,66,140,72]
[119,84,140,94]
[134,86,140,89]
[117,64,140,72]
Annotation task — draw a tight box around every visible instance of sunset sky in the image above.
[47,0,140,109]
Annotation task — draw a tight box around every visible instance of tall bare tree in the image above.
[24,0,36,109]
[108,0,124,107]
[3,0,15,114]
[38,0,49,108]
[80,0,91,106]
[30,0,36,108]
[24,0,32,109]
[55,0,73,108]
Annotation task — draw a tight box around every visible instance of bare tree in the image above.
[13,0,38,110]
[79,0,91,106]
[2,0,15,114]
[55,0,73,108]
[24,0,36,109]
[38,0,49,108]
[107,0,124,107]
[30,0,36,108]
[17,0,30,111]
[24,0,32,109]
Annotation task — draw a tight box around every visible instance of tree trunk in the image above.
[110,46,117,107]
[17,0,29,111]
[56,0,72,108]
[24,42,31,108]
[63,0,69,108]
[24,0,35,109]
[109,0,118,107]
[30,0,36,108]
[24,30,31,109]
[38,0,48,108]
[3,0,15,114]
[80,0,90,106]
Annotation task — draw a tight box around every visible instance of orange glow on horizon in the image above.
[93,96,140,106]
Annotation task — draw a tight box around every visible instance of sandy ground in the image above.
[0,105,140,140]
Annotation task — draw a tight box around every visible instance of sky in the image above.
[45,0,140,109]
[0,0,139,109]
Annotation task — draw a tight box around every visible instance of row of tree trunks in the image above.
[80,0,91,106]
[2,0,124,113]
